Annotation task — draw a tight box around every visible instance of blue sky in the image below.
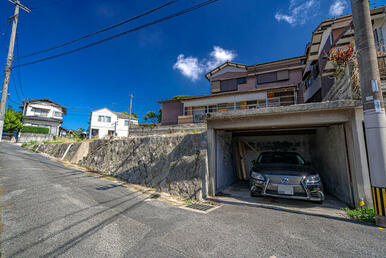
[0,0,383,129]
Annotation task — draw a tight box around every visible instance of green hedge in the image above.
[21,126,49,134]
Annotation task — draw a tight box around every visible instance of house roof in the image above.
[204,56,306,81]
[24,98,67,115]
[205,61,247,80]
[113,111,137,120]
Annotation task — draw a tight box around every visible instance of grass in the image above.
[22,140,39,147]
[342,207,376,224]
[101,175,117,181]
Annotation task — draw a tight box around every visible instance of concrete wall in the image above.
[17,133,54,143]
[33,133,208,200]
[312,125,354,206]
[216,131,235,192]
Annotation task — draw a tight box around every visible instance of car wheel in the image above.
[250,191,259,197]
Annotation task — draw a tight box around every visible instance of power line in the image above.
[13,0,220,69]
[10,72,22,102]
[20,0,179,59]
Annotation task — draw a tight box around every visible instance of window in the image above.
[54,112,62,117]
[97,115,111,123]
[31,107,49,117]
[91,129,99,137]
[124,120,129,126]
[220,79,238,92]
[237,77,247,85]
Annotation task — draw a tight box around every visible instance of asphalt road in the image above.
[0,142,385,257]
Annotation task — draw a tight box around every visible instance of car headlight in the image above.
[305,174,321,185]
[251,172,265,181]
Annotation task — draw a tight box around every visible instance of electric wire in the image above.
[13,0,219,69]
[10,72,23,102]
[20,0,179,59]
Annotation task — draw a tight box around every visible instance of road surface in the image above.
[0,142,385,257]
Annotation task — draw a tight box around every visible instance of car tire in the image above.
[250,191,260,197]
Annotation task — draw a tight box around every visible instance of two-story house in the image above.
[302,5,386,103]
[21,98,67,136]
[89,108,139,139]
[159,56,305,125]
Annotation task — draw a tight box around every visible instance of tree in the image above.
[4,106,23,133]
[143,110,161,124]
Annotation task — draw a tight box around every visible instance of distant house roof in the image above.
[23,98,67,115]
[113,111,137,120]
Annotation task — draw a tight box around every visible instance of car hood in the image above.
[252,164,315,176]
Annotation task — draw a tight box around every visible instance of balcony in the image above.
[179,88,297,124]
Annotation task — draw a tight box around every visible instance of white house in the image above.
[89,108,138,139]
[21,98,66,136]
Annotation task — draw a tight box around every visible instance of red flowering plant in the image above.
[328,46,354,78]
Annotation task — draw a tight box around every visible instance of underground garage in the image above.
[204,101,373,208]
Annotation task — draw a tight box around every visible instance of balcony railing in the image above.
[181,91,297,123]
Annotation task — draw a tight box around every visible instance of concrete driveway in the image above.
[215,181,347,218]
[0,142,385,257]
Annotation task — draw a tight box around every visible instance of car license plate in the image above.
[278,184,294,195]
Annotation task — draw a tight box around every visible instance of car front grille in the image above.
[266,175,303,185]
[265,174,307,196]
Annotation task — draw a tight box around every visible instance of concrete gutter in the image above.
[204,100,363,121]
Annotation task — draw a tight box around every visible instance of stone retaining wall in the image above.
[32,133,208,200]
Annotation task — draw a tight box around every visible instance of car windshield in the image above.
[257,152,305,165]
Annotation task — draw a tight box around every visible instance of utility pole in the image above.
[127,94,133,137]
[0,0,30,142]
[351,0,386,227]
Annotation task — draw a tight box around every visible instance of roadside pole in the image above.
[351,0,386,227]
[128,94,133,137]
[0,0,30,142]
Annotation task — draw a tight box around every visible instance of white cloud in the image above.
[173,46,236,81]
[329,0,347,17]
[206,46,236,70]
[173,54,204,81]
[275,0,319,26]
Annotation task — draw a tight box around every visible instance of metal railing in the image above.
[183,92,297,119]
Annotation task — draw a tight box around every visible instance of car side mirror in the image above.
[252,160,257,166]
[304,161,311,166]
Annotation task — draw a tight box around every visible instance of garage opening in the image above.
[215,125,355,207]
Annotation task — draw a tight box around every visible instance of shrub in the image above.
[172,95,197,100]
[21,126,49,134]
[343,207,375,223]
